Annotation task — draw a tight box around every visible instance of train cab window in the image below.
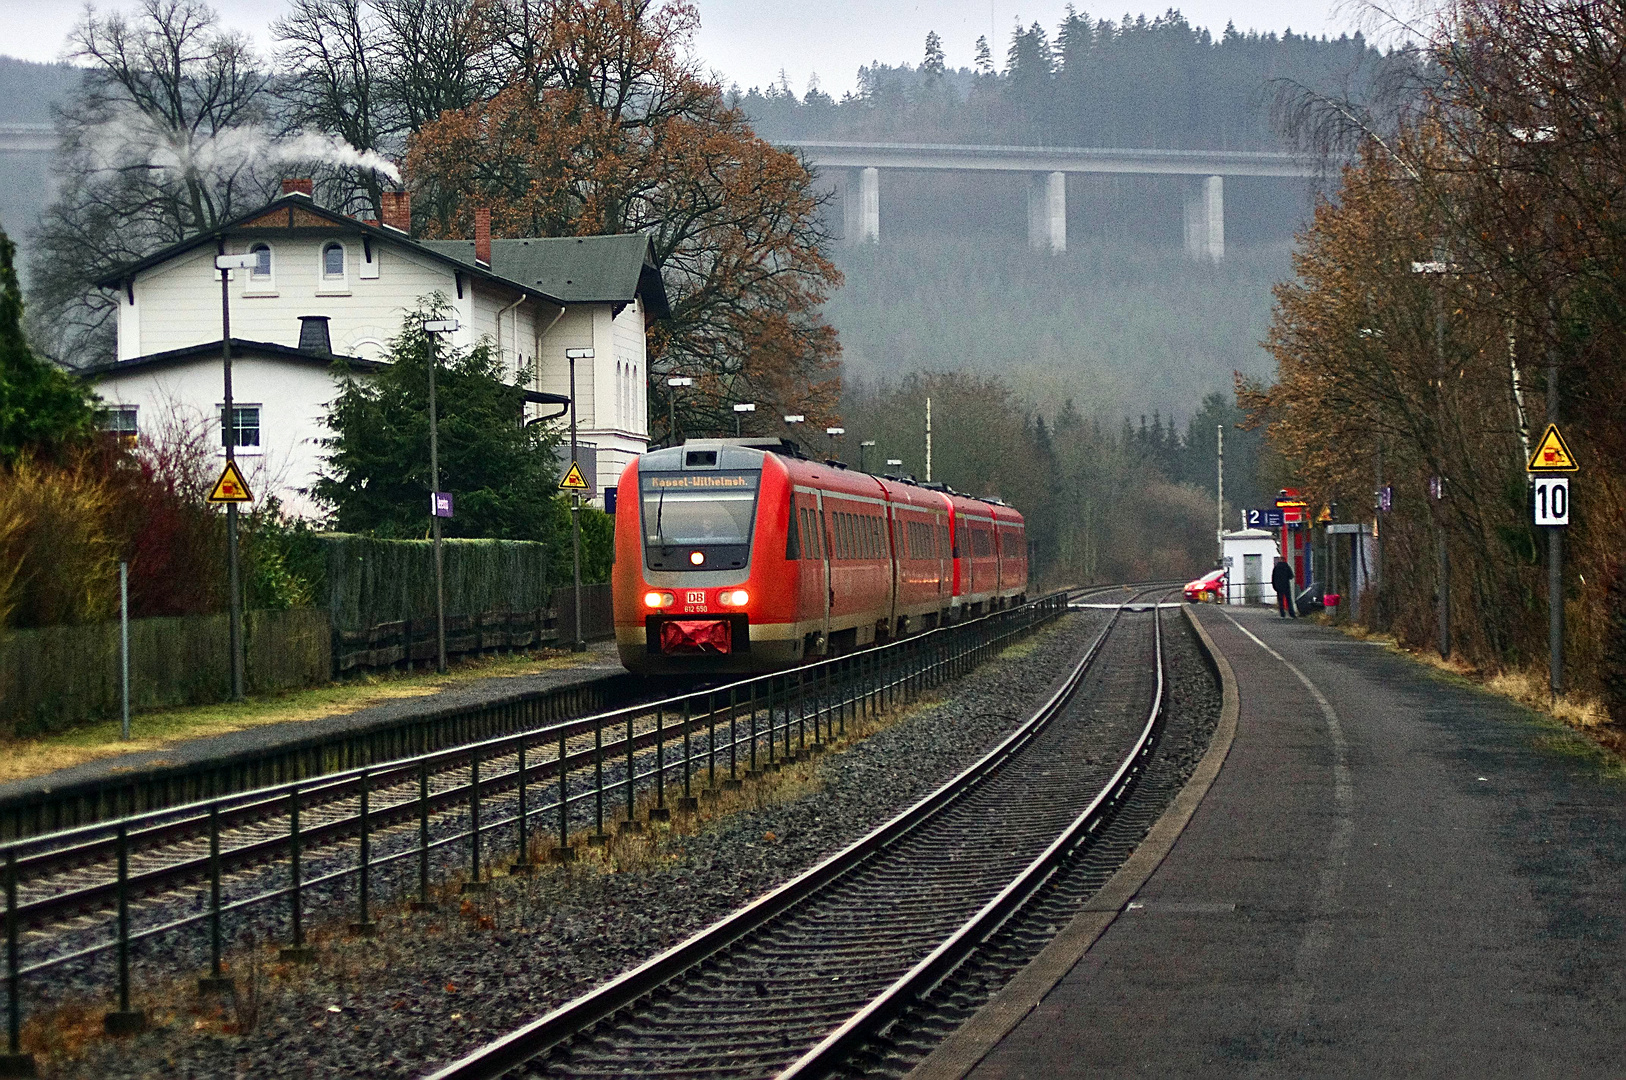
[639,469,760,571]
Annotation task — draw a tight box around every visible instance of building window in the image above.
[250,243,271,279]
[102,406,138,446]
[322,242,345,278]
[219,405,262,452]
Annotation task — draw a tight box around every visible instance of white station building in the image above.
[86,182,669,515]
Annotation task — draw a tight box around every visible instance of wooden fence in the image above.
[1,584,616,737]
[332,583,615,673]
[0,608,331,738]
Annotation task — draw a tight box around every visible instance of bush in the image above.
[0,455,120,629]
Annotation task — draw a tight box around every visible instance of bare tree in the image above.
[29,0,274,364]
[273,0,391,218]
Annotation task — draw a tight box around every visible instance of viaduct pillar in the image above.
[1183,175,1224,261]
[843,167,881,245]
[1027,171,1066,252]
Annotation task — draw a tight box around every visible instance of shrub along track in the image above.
[425,589,1182,1080]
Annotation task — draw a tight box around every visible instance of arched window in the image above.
[322,242,345,278]
[250,243,271,279]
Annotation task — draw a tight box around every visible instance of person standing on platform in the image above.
[1272,556,1296,618]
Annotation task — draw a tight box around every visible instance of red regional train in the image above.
[612,438,1028,675]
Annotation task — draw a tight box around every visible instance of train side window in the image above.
[786,500,801,560]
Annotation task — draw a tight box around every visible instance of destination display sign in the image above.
[642,472,758,491]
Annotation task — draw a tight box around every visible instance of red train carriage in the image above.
[612,439,1027,675]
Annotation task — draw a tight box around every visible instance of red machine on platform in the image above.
[612,439,1028,675]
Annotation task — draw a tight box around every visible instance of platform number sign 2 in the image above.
[1533,477,1569,526]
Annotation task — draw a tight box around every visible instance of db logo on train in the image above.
[686,591,705,605]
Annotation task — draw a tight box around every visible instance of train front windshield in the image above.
[640,470,760,570]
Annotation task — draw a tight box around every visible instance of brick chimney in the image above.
[380,190,411,232]
[474,208,492,266]
[281,178,314,197]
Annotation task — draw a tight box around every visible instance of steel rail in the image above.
[779,600,1166,1078]
[2,588,1117,994]
[420,587,1160,1080]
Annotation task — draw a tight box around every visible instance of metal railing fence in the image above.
[0,592,1070,1058]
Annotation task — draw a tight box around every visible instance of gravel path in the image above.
[48,610,1113,1080]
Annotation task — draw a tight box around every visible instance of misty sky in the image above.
[0,0,1357,96]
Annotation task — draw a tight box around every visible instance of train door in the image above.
[814,490,832,648]
[886,503,900,631]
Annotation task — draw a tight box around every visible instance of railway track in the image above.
[424,586,1174,1080]
[2,587,1139,1018]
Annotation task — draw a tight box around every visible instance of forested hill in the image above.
[735,11,1390,151]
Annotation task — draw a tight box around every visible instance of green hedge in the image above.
[318,534,554,633]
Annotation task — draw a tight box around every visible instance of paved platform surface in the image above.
[968,606,1625,1077]
[0,640,625,801]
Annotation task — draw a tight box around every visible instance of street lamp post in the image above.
[733,402,755,437]
[1413,258,1450,659]
[825,426,845,461]
[565,349,594,652]
[859,440,876,473]
[886,458,904,473]
[422,318,459,674]
[213,249,258,702]
[666,376,692,447]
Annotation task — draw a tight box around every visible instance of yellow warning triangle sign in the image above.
[1527,423,1579,472]
[207,460,254,503]
[559,461,590,490]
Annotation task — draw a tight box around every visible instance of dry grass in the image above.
[0,647,601,785]
[1333,623,1623,763]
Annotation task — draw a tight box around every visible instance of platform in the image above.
[930,606,1626,1077]
[0,639,625,804]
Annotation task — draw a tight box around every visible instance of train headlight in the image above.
[643,591,675,609]
[719,589,750,607]
[689,550,705,566]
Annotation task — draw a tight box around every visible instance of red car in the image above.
[1184,568,1227,603]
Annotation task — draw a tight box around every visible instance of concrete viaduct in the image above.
[0,124,1317,261]
[784,141,1318,260]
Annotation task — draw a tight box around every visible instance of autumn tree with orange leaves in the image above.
[1256,0,1626,722]
[405,0,842,443]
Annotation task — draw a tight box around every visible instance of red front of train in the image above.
[612,439,1028,675]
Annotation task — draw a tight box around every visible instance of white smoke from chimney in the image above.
[81,104,402,186]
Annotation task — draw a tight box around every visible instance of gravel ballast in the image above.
[44,608,1124,1079]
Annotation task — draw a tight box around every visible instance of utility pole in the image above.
[423,319,459,673]
[1216,423,1224,561]
[566,349,594,652]
[925,397,933,483]
[1547,311,1563,701]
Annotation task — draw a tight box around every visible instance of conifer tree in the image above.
[0,224,97,465]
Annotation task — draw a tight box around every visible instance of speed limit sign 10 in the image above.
[1533,476,1570,526]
